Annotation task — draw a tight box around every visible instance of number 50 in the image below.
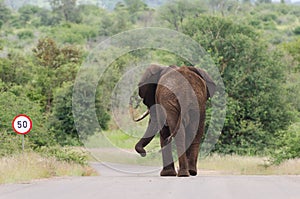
[17,121,28,128]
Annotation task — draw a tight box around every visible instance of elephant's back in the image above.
[156,66,207,110]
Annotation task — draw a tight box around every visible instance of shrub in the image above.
[37,146,89,165]
[271,122,300,164]
[17,30,34,40]
[294,26,300,35]
[0,130,23,157]
[50,82,110,145]
[0,90,54,149]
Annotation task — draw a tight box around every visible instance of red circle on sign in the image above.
[12,114,33,135]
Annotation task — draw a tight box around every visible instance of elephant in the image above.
[132,64,216,177]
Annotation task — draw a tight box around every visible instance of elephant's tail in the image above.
[163,113,182,146]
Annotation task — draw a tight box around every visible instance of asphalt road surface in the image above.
[0,162,299,199]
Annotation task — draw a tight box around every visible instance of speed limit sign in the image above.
[12,114,32,135]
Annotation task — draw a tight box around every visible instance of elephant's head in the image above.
[138,64,175,108]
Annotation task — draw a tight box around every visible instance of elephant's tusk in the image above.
[134,110,149,122]
[129,104,149,122]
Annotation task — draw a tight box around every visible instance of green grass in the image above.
[0,152,97,184]
[198,154,300,175]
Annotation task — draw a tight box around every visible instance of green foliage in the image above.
[0,2,12,25]
[50,0,82,23]
[48,62,110,144]
[183,15,293,155]
[50,80,110,145]
[37,146,88,165]
[17,30,34,40]
[50,82,80,145]
[158,0,207,31]
[73,69,111,140]
[18,5,43,25]
[0,130,23,157]
[0,89,53,148]
[39,10,61,26]
[294,26,300,35]
[31,38,82,111]
[124,0,149,23]
[283,38,300,68]
[272,122,300,164]
[49,23,98,44]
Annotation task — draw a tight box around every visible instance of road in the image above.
[0,162,299,199]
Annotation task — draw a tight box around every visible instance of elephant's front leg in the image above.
[160,126,176,176]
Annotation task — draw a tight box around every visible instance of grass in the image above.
[0,152,97,184]
[198,154,300,175]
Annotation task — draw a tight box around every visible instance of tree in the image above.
[18,5,43,24]
[124,0,148,23]
[183,16,293,155]
[283,38,300,67]
[158,0,207,31]
[0,1,12,26]
[282,38,300,113]
[49,0,82,23]
[32,38,82,111]
[51,81,110,145]
[257,0,272,4]
[3,0,31,10]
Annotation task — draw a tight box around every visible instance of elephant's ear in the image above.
[138,64,165,100]
[188,67,216,99]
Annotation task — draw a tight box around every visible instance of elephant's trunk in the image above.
[135,115,159,157]
[135,137,154,157]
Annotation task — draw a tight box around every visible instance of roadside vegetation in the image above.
[0,0,300,182]
[0,151,97,184]
[199,155,300,175]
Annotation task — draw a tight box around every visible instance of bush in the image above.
[261,13,277,22]
[0,90,54,149]
[0,130,23,157]
[294,26,300,35]
[272,122,300,164]
[50,82,110,145]
[37,146,89,165]
[17,30,34,40]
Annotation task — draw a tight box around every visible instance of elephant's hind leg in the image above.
[173,122,190,177]
[160,126,177,177]
[185,123,201,176]
[186,140,201,176]
[175,130,190,176]
[186,110,205,176]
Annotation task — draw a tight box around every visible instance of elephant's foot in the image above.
[160,168,177,177]
[189,169,197,176]
[177,169,190,177]
[188,164,198,176]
